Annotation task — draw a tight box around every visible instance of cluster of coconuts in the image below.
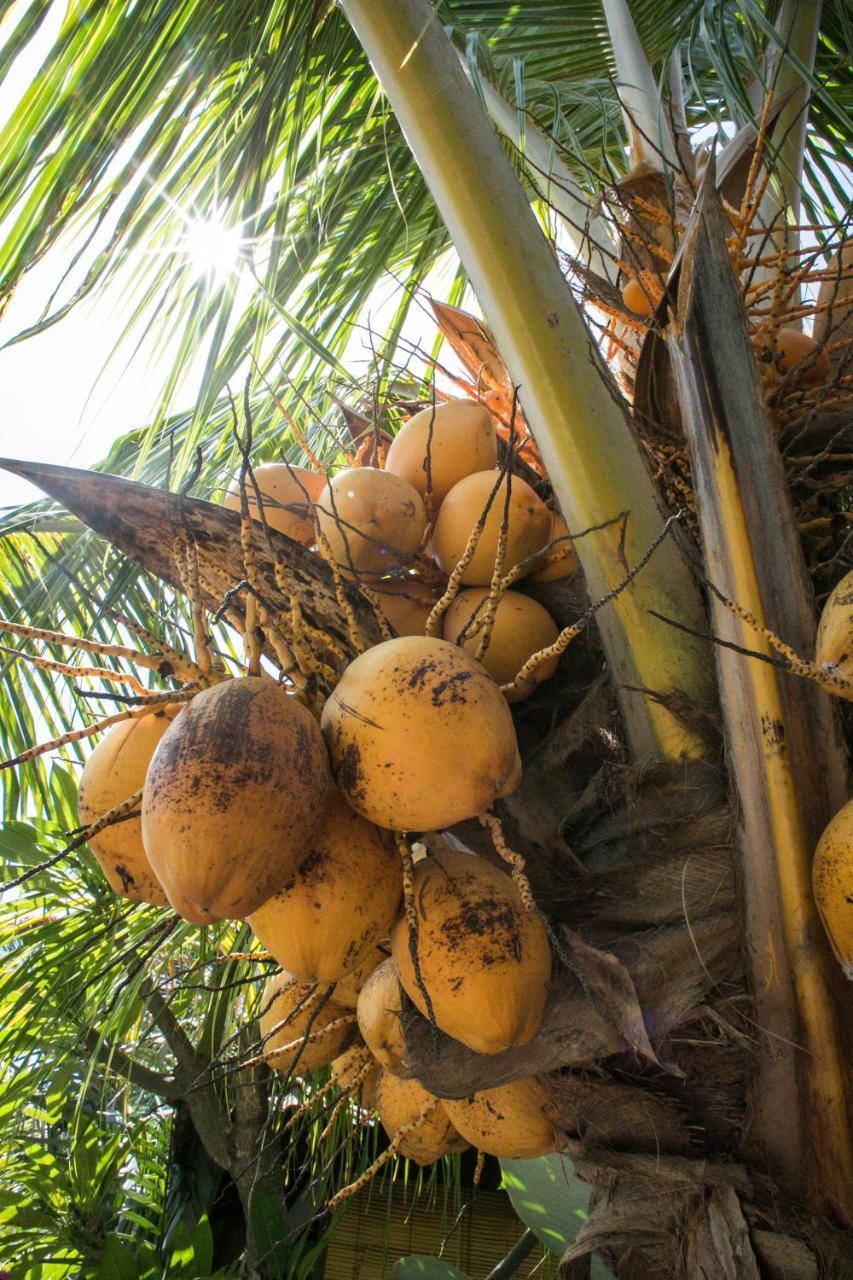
[75,399,577,1165]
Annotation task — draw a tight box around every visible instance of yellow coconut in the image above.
[384,400,498,508]
[372,577,440,637]
[357,957,410,1076]
[315,467,426,576]
[223,463,326,545]
[259,970,353,1075]
[530,513,580,583]
[141,677,332,922]
[442,588,559,701]
[816,569,853,698]
[754,328,830,384]
[442,1077,563,1159]
[331,1045,379,1110]
[390,848,551,1055]
[813,799,853,979]
[331,944,388,1009]
[77,705,182,905]
[321,636,521,831]
[376,1072,468,1165]
[621,275,660,317]
[248,793,402,983]
[432,471,551,587]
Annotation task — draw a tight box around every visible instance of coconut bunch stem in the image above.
[0,618,202,684]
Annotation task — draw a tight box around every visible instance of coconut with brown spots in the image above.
[812,799,853,979]
[141,677,332,921]
[432,470,551,586]
[321,636,520,831]
[376,1071,468,1165]
[357,957,410,1076]
[247,791,402,984]
[315,467,426,576]
[384,399,498,508]
[259,970,353,1075]
[390,848,551,1055]
[442,588,560,701]
[223,463,326,545]
[77,705,182,905]
[442,1076,563,1159]
[331,943,388,1008]
[816,568,853,698]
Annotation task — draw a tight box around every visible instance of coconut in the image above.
[530,512,580,583]
[376,1072,468,1165]
[331,1045,379,1110]
[754,328,830,384]
[813,799,853,979]
[141,677,332,921]
[315,467,426,576]
[223,463,326,545]
[432,471,550,587]
[357,957,410,1076]
[621,275,659,317]
[384,400,498,508]
[331,944,388,1008]
[247,792,401,984]
[816,569,853,698]
[259,970,353,1075]
[372,577,439,637]
[442,588,559,701]
[321,636,521,831]
[390,848,551,1055]
[442,1077,563,1159]
[76,706,182,905]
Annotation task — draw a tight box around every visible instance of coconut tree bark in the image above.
[339,0,713,763]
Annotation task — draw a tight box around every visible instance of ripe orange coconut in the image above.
[442,1077,563,1159]
[141,677,332,921]
[754,328,830,383]
[816,568,853,697]
[259,970,353,1075]
[321,636,521,831]
[376,1072,468,1165]
[530,512,580,582]
[247,793,402,984]
[331,944,388,1008]
[357,957,410,1076]
[391,849,551,1055]
[77,705,182,905]
[315,467,426,576]
[621,275,660,317]
[432,471,550,586]
[372,577,439,637]
[223,463,326,545]
[384,400,498,508]
[442,588,559,701]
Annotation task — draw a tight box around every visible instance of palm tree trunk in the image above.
[340,0,714,763]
